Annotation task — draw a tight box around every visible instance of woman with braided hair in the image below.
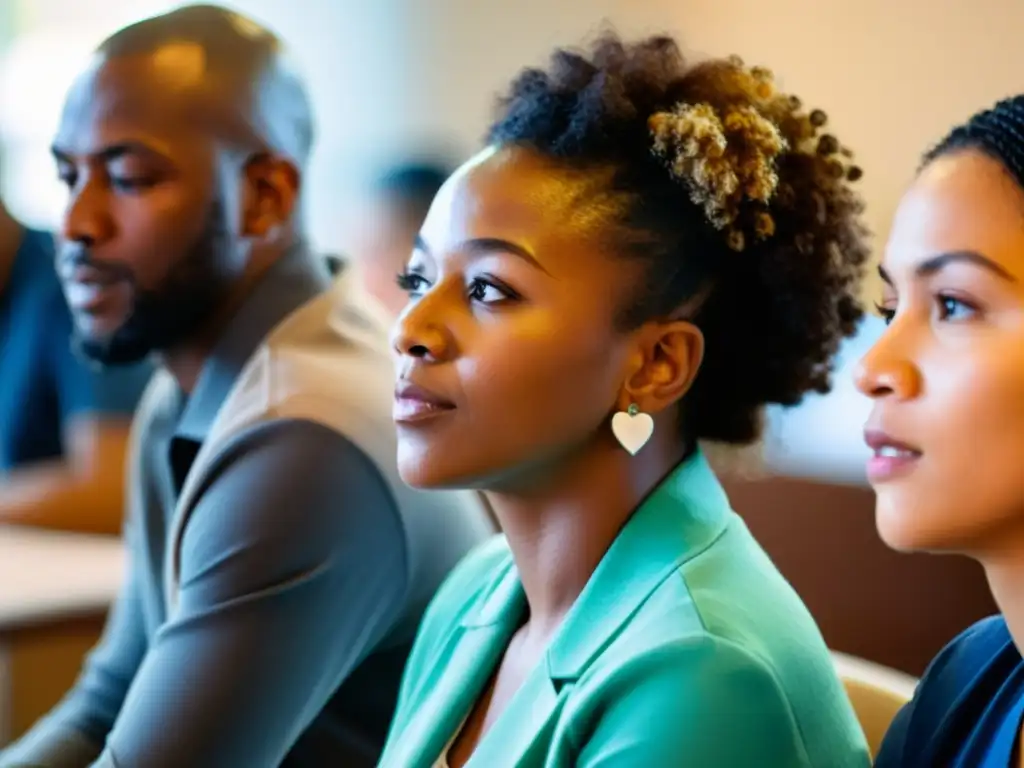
[861,95,1024,768]
[382,32,872,767]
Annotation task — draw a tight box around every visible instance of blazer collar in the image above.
[463,449,732,680]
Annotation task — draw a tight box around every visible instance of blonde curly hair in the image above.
[648,59,860,252]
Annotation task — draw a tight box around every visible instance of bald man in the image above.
[0,6,492,767]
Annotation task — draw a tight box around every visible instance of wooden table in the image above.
[0,526,123,745]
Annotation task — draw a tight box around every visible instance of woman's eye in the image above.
[874,302,895,325]
[468,279,510,304]
[396,272,429,296]
[936,294,977,322]
[110,176,155,192]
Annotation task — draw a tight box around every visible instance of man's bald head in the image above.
[96,4,313,166]
[50,4,315,367]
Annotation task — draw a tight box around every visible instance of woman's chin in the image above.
[397,449,468,491]
[875,497,926,552]
[875,497,970,555]
[397,462,441,490]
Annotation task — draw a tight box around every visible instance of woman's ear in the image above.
[619,320,704,414]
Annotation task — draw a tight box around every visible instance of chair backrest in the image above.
[722,473,996,675]
[832,651,918,757]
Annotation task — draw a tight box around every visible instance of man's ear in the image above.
[239,154,299,238]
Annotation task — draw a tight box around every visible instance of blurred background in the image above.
[8,0,1024,483]
[1,0,1021,745]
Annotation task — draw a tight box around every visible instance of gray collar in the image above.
[174,246,330,442]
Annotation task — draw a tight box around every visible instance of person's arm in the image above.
[91,419,407,768]
[0,285,151,535]
[573,638,867,768]
[0,521,151,767]
[0,415,133,534]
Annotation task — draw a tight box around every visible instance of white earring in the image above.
[611,403,654,456]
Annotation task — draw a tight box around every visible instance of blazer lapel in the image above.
[546,450,731,682]
[465,665,568,767]
[383,563,526,768]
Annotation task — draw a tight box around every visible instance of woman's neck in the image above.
[486,430,688,639]
[981,539,1024,655]
[976,516,1024,654]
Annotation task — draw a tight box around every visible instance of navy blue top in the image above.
[876,615,1024,767]
[0,228,152,470]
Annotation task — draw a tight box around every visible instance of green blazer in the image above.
[379,452,870,767]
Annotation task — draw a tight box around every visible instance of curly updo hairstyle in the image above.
[488,33,870,445]
[924,94,1024,188]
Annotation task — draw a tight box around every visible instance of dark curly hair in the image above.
[488,33,870,444]
[924,94,1024,188]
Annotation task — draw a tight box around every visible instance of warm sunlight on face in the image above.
[856,149,1024,556]
[388,146,642,490]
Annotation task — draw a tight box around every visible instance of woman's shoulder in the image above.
[565,633,867,767]
[912,615,1014,703]
[876,615,1018,766]
[937,615,1013,667]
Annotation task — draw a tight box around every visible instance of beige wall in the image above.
[398,0,671,155]
[404,0,1024,265]
[665,0,1024,273]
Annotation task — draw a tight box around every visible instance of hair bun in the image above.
[649,99,787,251]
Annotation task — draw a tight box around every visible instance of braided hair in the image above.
[925,95,1024,186]
[488,33,871,444]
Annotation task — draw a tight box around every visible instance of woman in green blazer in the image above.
[383,32,871,768]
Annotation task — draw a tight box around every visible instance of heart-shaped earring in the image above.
[610,403,654,456]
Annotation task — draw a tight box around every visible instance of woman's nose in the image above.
[854,329,922,401]
[390,297,454,364]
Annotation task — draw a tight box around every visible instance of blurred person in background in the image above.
[380,34,871,767]
[0,5,491,768]
[861,94,1024,768]
[0,192,151,534]
[349,160,452,315]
